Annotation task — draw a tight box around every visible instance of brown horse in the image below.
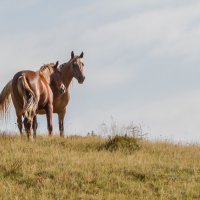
[0,51,85,137]
[37,51,85,137]
[0,61,66,139]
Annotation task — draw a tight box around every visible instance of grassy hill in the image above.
[0,134,200,200]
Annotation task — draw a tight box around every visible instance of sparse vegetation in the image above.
[0,134,200,199]
[100,135,140,153]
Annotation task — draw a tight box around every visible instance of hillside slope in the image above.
[0,134,200,200]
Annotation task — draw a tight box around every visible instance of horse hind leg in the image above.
[33,115,38,139]
[17,114,23,135]
[24,117,34,141]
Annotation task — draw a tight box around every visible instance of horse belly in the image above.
[37,109,46,115]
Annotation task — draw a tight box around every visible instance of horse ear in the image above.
[54,61,59,68]
[80,52,84,58]
[71,51,74,59]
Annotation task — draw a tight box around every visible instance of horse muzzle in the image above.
[77,76,85,84]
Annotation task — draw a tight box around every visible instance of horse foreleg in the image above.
[46,104,53,136]
[33,115,38,139]
[58,109,66,137]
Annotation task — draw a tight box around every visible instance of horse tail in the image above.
[0,80,12,120]
[17,75,37,119]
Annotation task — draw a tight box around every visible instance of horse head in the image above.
[51,61,66,94]
[70,51,85,84]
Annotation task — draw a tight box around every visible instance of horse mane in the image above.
[59,56,79,70]
[39,63,56,82]
[59,63,67,70]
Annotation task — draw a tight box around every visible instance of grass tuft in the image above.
[100,135,140,153]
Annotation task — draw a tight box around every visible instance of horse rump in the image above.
[17,75,37,119]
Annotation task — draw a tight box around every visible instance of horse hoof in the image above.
[28,135,34,141]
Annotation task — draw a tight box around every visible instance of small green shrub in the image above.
[101,135,140,153]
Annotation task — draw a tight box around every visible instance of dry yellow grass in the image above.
[0,134,200,199]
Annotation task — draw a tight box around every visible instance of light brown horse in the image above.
[36,51,85,136]
[0,51,85,137]
[0,61,66,139]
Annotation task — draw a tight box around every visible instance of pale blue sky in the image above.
[1,0,200,142]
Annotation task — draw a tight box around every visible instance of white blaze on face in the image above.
[79,58,84,65]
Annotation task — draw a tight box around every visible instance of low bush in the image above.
[101,135,140,153]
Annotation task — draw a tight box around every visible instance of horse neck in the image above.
[60,62,73,89]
